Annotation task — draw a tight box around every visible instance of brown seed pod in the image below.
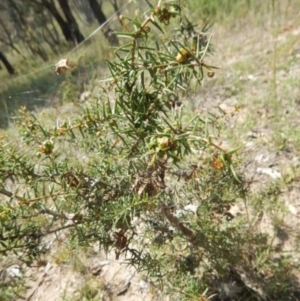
[39,140,54,155]
[207,71,215,78]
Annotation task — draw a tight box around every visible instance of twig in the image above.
[160,202,196,242]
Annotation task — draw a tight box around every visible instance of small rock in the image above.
[287,204,298,215]
[247,74,257,81]
[6,264,22,278]
[255,154,270,163]
[80,91,91,102]
[257,167,282,179]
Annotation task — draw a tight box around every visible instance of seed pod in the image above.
[207,71,215,78]
[176,48,191,63]
[39,140,54,155]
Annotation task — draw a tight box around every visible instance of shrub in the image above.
[0,1,262,299]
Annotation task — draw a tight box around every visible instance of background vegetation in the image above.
[1,0,300,300]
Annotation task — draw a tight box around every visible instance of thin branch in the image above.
[160,202,196,242]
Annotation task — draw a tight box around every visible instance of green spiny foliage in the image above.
[0,1,273,300]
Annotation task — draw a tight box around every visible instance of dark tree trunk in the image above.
[110,0,121,18]
[57,0,85,44]
[41,0,77,44]
[8,0,48,61]
[0,51,15,75]
[87,0,119,46]
[0,15,21,55]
